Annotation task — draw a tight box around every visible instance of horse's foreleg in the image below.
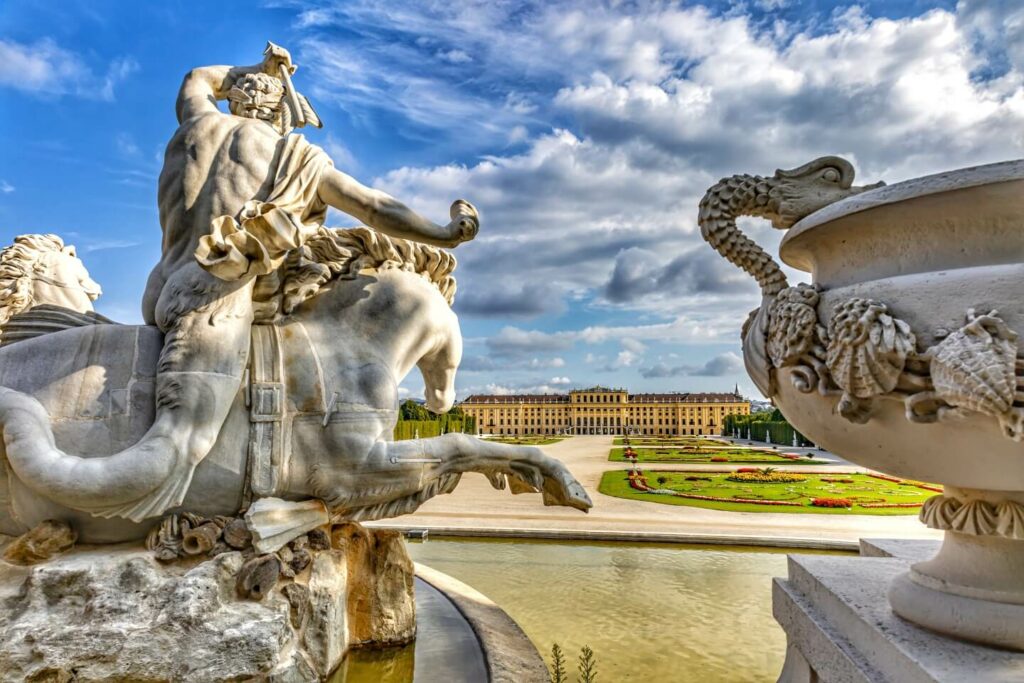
[380,434,592,512]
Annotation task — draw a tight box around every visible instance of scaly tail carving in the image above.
[698,156,881,397]
[699,173,789,297]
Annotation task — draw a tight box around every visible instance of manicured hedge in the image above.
[723,412,814,447]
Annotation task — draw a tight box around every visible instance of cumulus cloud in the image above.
[0,38,137,100]
[459,355,566,372]
[456,280,565,318]
[459,380,574,397]
[486,326,577,356]
[291,0,1024,391]
[640,352,745,378]
[604,246,756,304]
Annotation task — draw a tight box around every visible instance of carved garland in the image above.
[920,495,1024,540]
[761,298,1024,441]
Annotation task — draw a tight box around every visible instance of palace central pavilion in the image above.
[459,386,750,436]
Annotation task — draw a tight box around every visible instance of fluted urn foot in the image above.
[889,527,1024,650]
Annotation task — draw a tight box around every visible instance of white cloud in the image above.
[0,38,137,100]
[640,352,745,378]
[363,2,1023,349]
[437,49,471,64]
[323,134,359,172]
[0,180,13,193]
[621,337,646,354]
[292,0,1024,391]
[115,133,140,157]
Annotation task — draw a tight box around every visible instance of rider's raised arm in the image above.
[317,166,478,248]
[175,64,262,123]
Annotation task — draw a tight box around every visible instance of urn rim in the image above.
[779,158,1024,275]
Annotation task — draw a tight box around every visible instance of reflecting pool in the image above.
[405,538,843,682]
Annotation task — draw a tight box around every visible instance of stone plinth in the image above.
[774,539,1024,682]
[0,528,415,682]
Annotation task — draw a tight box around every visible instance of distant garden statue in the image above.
[0,41,590,681]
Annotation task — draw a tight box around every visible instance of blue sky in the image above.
[1,0,1021,401]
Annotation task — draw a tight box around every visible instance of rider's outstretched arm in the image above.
[317,166,478,248]
[175,63,263,123]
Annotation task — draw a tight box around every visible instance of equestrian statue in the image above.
[0,42,591,544]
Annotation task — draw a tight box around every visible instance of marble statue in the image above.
[0,41,590,545]
[0,40,590,681]
[701,157,1024,669]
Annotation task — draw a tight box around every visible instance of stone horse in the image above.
[0,230,591,543]
[0,234,104,345]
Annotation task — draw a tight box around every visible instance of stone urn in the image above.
[700,157,1024,650]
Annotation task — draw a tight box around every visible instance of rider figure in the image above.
[128,42,477,519]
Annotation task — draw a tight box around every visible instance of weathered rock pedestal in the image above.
[0,524,414,682]
[774,539,1024,683]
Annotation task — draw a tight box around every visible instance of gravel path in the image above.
[369,436,939,546]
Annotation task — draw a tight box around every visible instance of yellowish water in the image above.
[407,538,842,682]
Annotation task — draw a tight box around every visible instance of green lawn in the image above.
[609,447,827,464]
[598,470,939,515]
[485,435,566,446]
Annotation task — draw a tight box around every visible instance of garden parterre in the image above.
[609,447,827,465]
[598,470,940,515]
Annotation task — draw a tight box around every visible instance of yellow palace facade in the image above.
[460,386,750,437]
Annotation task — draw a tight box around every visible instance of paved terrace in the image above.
[369,435,941,550]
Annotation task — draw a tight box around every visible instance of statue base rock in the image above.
[0,524,415,682]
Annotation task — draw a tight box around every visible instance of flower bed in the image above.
[599,470,935,515]
[726,471,807,484]
[661,491,804,507]
[868,472,943,493]
[607,447,830,465]
[811,497,852,508]
[858,501,926,508]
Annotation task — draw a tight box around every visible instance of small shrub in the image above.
[811,497,852,508]
[656,476,668,485]
[736,467,758,473]
[578,645,598,683]
[684,476,712,481]
[549,643,566,683]
[710,456,729,462]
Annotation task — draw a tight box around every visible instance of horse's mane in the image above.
[279,226,458,314]
[0,234,67,332]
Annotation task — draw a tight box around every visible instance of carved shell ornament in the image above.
[767,284,822,368]
[920,494,1024,540]
[825,298,916,423]
[912,310,1024,441]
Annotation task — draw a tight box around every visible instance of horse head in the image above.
[0,234,101,335]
